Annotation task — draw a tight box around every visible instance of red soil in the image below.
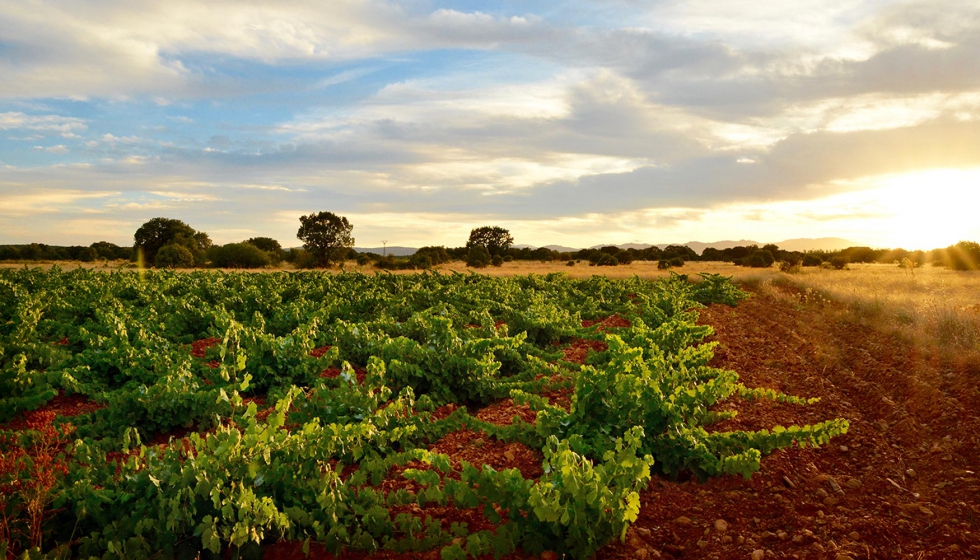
[598,285,980,559]
[2,392,104,431]
[190,337,222,358]
[320,366,368,384]
[582,314,632,330]
[311,346,333,358]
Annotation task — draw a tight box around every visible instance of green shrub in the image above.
[566,260,575,267]
[491,255,504,267]
[596,254,618,266]
[946,241,980,271]
[657,260,670,270]
[209,242,271,268]
[410,254,433,269]
[615,250,634,265]
[154,244,194,268]
[829,256,848,270]
[356,253,371,266]
[779,261,801,273]
[801,254,823,267]
[78,247,98,262]
[743,250,774,268]
[466,245,491,268]
[668,256,684,267]
[289,248,318,269]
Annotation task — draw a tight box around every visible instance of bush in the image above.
[356,254,371,266]
[566,260,575,267]
[657,260,670,270]
[802,254,823,267]
[78,247,98,262]
[779,261,801,274]
[290,248,318,269]
[209,243,271,269]
[946,241,980,271]
[414,246,450,267]
[668,256,684,267]
[245,237,283,264]
[743,250,774,268]
[615,250,634,265]
[491,255,504,267]
[410,254,433,269]
[595,254,619,266]
[154,244,194,268]
[829,256,848,270]
[466,245,491,268]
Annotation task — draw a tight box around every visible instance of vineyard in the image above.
[0,269,848,559]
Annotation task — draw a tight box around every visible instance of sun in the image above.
[873,168,980,250]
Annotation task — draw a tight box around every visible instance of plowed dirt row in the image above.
[596,285,980,559]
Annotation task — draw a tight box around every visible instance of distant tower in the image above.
[382,240,388,257]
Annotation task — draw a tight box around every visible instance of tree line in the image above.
[2,212,979,271]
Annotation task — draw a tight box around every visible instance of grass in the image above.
[750,263,980,360]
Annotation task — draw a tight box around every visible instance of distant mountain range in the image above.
[362,237,858,257]
[352,246,418,256]
[592,237,858,254]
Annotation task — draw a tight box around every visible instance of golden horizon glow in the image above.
[873,168,980,251]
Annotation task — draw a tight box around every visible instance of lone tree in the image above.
[297,211,354,266]
[466,226,513,257]
[134,217,211,267]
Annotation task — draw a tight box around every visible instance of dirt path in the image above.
[598,285,980,559]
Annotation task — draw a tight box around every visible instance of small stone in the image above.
[816,488,829,499]
[675,516,692,525]
[635,548,649,560]
[503,450,516,461]
[751,550,765,560]
[777,531,788,541]
[782,476,796,489]
[792,535,804,543]
[697,539,708,549]
[846,479,862,489]
[827,478,844,494]
[823,496,839,506]
[715,519,729,532]
[636,527,652,537]
[919,507,934,516]
[473,438,485,447]
[839,445,849,452]
[722,535,733,544]
[541,551,558,560]
[836,555,855,560]
[737,536,745,545]
[906,469,917,478]
[848,531,860,541]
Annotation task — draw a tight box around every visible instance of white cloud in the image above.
[0,112,87,132]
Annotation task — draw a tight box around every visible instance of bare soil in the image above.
[6,281,979,559]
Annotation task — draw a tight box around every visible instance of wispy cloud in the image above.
[1,0,979,248]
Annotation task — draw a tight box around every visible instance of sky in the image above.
[1,0,979,250]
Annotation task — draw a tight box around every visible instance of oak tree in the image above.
[296,211,354,266]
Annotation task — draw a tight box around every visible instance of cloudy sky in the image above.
[2,0,979,250]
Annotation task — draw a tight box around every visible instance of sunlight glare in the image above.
[875,168,980,250]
